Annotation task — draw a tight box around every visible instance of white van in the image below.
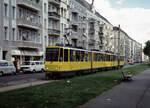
[20,61,45,73]
[0,60,16,76]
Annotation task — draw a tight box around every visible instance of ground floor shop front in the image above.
[2,48,44,72]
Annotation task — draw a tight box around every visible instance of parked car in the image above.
[20,61,45,73]
[129,62,135,65]
[0,60,16,76]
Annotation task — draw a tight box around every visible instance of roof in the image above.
[75,0,92,11]
[95,11,111,24]
[75,0,111,24]
[113,26,141,45]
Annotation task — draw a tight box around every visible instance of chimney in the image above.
[91,0,94,6]
[91,0,95,13]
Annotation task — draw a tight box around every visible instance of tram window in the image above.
[114,56,116,61]
[113,56,115,61]
[81,51,85,61]
[99,54,101,61]
[99,53,101,61]
[104,54,106,61]
[97,53,99,61]
[106,55,108,61]
[76,51,80,61]
[46,48,59,61]
[109,55,111,61]
[110,55,112,61]
[88,52,91,61]
[59,48,63,62]
[84,52,88,61]
[101,54,105,61]
[64,49,68,62]
[94,53,96,61]
[119,56,122,61]
[107,55,110,61]
[70,50,75,62]
[100,54,103,61]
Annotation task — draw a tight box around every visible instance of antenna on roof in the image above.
[91,0,95,13]
[91,0,94,6]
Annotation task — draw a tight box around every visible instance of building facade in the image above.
[113,26,142,64]
[0,0,143,65]
[0,0,43,65]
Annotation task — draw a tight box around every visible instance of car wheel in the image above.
[41,69,45,73]
[13,71,17,75]
[0,71,3,76]
[32,70,36,73]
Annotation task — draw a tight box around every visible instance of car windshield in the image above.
[0,62,8,66]
[46,48,59,62]
[22,62,30,65]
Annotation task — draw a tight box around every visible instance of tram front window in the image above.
[46,48,59,62]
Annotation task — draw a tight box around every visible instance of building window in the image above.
[44,3,47,13]
[12,28,15,41]
[61,8,63,17]
[36,0,40,3]
[4,4,8,17]
[64,24,66,33]
[12,6,15,19]
[18,8,22,18]
[18,30,22,41]
[44,19,46,28]
[4,27,8,40]
[61,23,63,33]
[64,9,66,18]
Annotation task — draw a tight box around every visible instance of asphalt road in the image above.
[0,72,45,86]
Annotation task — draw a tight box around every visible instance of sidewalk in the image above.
[0,80,53,93]
[80,69,150,108]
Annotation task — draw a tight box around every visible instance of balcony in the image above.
[48,12,60,20]
[48,29,60,36]
[48,0,60,6]
[89,39,95,45]
[71,20,79,26]
[17,0,41,11]
[5,41,42,50]
[89,28,95,34]
[70,32,79,39]
[17,18,41,30]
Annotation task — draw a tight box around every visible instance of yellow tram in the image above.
[45,46,125,78]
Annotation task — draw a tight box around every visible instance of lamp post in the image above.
[118,25,121,69]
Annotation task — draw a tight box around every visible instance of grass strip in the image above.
[0,64,149,108]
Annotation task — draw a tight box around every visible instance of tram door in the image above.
[70,50,77,71]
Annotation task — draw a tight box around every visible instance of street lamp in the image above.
[118,25,121,69]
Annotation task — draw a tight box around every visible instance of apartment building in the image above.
[0,0,142,64]
[113,26,143,64]
[69,0,114,51]
[0,0,43,65]
[42,0,69,47]
[134,42,142,63]
[68,0,88,49]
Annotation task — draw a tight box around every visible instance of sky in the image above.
[86,0,150,46]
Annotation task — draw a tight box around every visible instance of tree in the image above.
[143,40,150,62]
